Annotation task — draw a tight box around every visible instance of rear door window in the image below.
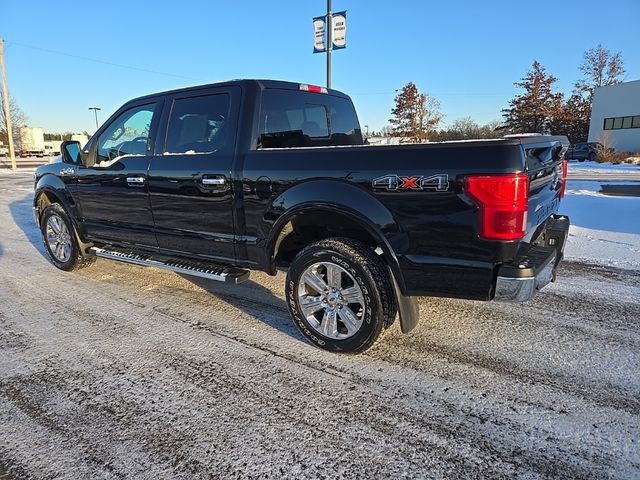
[165,93,231,154]
[258,89,363,148]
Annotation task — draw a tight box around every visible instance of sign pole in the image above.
[0,38,16,170]
[326,0,332,89]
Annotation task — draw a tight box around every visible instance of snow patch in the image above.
[563,180,640,269]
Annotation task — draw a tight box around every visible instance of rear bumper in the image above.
[494,215,570,302]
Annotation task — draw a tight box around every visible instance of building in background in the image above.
[588,80,640,152]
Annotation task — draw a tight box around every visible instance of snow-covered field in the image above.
[0,171,639,479]
[563,180,640,269]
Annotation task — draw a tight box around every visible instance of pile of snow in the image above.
[562,180,640,269]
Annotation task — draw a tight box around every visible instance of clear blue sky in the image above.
[2,0,639,134]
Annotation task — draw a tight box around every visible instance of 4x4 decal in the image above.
[372,174,449,191]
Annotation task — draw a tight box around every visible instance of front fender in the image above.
[34,174,82,232]
[265,179,409,291]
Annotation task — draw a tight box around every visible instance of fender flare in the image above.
[33,174,75,216]
[34,176,92,254]
[265,179,409,293]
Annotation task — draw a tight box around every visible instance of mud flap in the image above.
[388,268,420,334]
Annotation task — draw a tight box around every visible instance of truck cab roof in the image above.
[129,79,351,104]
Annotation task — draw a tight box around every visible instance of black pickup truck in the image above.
[34,79,570,353]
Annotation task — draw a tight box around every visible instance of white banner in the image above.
[313,16,326,53]
[332,11,347,50]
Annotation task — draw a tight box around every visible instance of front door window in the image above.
[95,104,156,167]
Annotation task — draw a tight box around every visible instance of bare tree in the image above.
[415,93,443,142]
[432,119,503,141]
[0,91,28,144]
[576,44,625,99]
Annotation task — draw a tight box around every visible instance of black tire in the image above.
[286,238,397,353]
[40,204,94,271]
[588,152,596,162]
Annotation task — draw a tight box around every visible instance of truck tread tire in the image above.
[286,237,397,353]
[40,204,95,271]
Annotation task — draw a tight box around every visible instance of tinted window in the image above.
[97,104,156,166]
[259,89,363,148]
[603,118,614,130]
[613,117,624,129]
[633,116,640,128]
[622,116,633,129]
[165,94,231,154]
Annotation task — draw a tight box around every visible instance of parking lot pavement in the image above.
[1,172,639,479]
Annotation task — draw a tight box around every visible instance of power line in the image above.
[350,91,508,97]
[5,40,205,82]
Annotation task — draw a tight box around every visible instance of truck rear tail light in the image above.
[464,173,529,241]
[559,159,567,198]
[299,84,328,94]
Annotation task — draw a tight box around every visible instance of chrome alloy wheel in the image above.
[297,261,366,340]
[45,214,72,263]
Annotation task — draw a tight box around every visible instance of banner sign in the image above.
[331,11,347,50]
[313,11,347,53]
[313,15,326,53]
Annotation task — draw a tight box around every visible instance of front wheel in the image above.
[40,204,94,271]
[286,238,397,353]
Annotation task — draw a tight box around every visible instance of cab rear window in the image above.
[258,89,363,148]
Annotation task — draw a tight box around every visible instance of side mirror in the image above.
[61,141,81,165]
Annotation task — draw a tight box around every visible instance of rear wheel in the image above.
[40,204,94,271]
[286,238,396,353]
[588,152,596,162]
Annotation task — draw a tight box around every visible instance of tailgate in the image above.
[520,137,569,241]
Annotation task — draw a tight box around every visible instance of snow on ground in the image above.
[568,160,640,174]
[1,171,639,479]
[563,180,640,269]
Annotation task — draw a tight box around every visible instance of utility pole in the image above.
[88,107,101,130]
[326,0,332,89]
[0,38,16,170]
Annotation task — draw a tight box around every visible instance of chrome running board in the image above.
[89,247,250,284]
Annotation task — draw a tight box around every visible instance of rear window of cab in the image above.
[258,89,363,148]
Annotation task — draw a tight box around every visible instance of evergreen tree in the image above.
[501,61,564,134]
[552,93,591,144]
[390,82,442,143]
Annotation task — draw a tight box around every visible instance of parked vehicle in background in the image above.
[17,127,45,157]
[33,79,570,353]
[0,142,7,156]
[44,140,62,156]
[565,142,603,162]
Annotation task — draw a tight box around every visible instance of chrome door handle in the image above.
[202,177,226,186]
[126,176,146,186]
